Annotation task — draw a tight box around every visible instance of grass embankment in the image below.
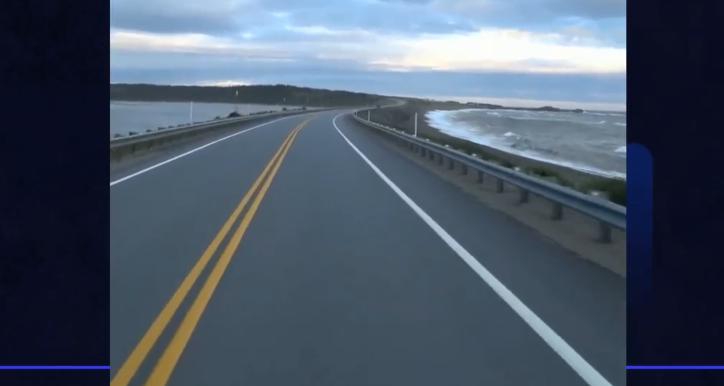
[367,105,626,207]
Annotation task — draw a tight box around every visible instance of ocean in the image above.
[425,109,627,179]
[110,101,294,136]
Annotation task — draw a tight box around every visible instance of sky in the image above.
[110,0,626,110]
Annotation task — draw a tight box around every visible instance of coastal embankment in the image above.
[368,100,626,206]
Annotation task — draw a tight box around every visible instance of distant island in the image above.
[461,101,583,113]
[399,98,586,114]
[110,83,389,108]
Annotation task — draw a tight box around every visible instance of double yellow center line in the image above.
[112,119,309,386]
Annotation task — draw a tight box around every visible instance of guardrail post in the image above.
[355,111,625,236]
[414,113,418,137]
[598,222,612,243]
[518,188,529,203]
[551,203,563,220]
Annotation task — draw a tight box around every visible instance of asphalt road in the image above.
[110,110,626,386]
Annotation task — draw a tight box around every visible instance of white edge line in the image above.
[331,113,614,386]
[110,114,302,187]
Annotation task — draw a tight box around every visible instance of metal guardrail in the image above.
[109,108,330,161]
[351,110,626,243]
[110,108,319,147]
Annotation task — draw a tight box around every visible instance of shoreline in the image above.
[426,110,626,181]
[369,101,626,206]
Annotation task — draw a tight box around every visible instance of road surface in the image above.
[110,110,626,386]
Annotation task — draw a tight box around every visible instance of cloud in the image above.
[110,0,626,107]
[408,0,625,26]
[111,50,626,109]
[111,26,625,74]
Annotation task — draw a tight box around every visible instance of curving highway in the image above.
[110,110,626,386]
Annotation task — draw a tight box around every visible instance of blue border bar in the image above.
[0,366,109,370]
[628,366,724,370]
[627,143,653,303]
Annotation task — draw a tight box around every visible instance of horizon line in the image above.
[110,82,626,113]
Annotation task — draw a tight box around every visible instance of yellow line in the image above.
[143,119,307,386]
[111,120,308,386]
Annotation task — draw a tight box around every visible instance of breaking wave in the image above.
[425,109,627,179]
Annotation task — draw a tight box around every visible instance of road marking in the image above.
[332,114,614,386]
[110,120,308,386]
[110,114,306,187]
[143,118,306,386]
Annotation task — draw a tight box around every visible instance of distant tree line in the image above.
[110,83,386,107]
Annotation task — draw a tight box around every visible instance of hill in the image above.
[110,83,388,107]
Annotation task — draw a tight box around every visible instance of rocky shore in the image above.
[368,100,626,206]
